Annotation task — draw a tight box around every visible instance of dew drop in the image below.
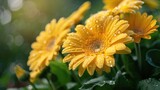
[107,60,114,67]
[117,30,121,34]
[43,41,47,44]
[109,81,115,85]
[146,78,152,83]
[155,84,158,87]
[38,51,43,54]
[95,20,99,23]
[86,32,89,34]
[32,54,36,57]
[102,16,105,19]
[96,25,99,28]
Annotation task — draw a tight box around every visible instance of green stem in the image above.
[59,48,82,86]
[29,82,38,90]
[46,74,56,90]
[71,70,82,86]
[112,67,117,76]
[134,43,142,71]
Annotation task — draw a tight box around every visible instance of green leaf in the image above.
[146,49,160,68]
[114,70,137,90]
[121,55,140,80]
[66,82,77,90]
[50,60,71,85]
[0,71,11,88]
[152,68,160,77]
[138,78,160,90]
[80,76,115,90]
[151,40,160,49]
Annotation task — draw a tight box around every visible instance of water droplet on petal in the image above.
[95,20,99,23]
[86,32,89,34]
[107,60,114,67]
[117,30,121,34]
[96,25,99,28]
[43,41,47,44]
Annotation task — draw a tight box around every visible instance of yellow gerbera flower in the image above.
[27,1,90,82]
[14,65,29,81]
[62,11,133,77]
[125,12,159,43]
[103,0,144,14]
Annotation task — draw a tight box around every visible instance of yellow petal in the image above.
[69,53,85,70]
[111,33,127,44]
[87,63,96,75]
[72,59,84,70]
[67,1,91,27]
[78,65,85,77]
[62,47,83,53]
[116,47,131,54]
[143,35,151,39]
[30,70,40,82]
[115,43,126,50]
[63,54,74,63]
[95,54,104,68]
[105,56,115,67]
[105,46,116,55]
[103,65,111,73]
[82,55,96,68]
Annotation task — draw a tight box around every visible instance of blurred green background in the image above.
[1,0,160,90]
[0,0,103,89]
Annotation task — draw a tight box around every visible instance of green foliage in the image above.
[138,78,160,90]
[50,60,71,85]
[80,76,115,90]
[121,55,141,80]
[2,0,160,90]
[146,49,160,68]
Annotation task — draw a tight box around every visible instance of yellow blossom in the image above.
[103,0,144,14]
[27,1,90,82]
[14,65,29,81]
[62,11,133,77]
[125,12,159,43]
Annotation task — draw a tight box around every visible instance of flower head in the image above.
[14,65,29,81]
[125,12,159,43]
[103,0,144,14]
[62,11,133,76]
[27,1,90,82]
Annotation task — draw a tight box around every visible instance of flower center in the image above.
[90,40,102,53]
[134,29,143,35]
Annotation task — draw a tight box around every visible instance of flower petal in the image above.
[82,55,96,68]
[78,65,85,77]
[95,54,104,68]
[105,46,116,55]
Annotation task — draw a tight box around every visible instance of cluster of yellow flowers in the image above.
[15,0,159,83]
